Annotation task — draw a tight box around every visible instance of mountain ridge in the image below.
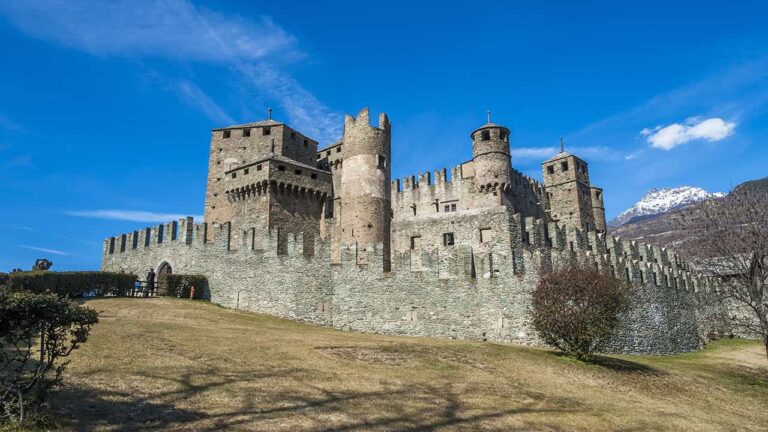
[609,186,725,228]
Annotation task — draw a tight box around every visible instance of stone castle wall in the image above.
[102,215,730,355]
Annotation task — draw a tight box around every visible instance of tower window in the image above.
[547,165,554,174]
[222,130,231,139]
[263,127,271,136]
[336,147,341,153]
[311,173,317,179]
[326,151,331,157]
[500,131,508,142]
[410,235,421,249]
[443,233,455,246]
[256,164,262,171]
[561,161,569,171]
[244,168,249,175]
[303,139,309,148]
[242,128,251,137]
[480,228,492,243]
[377,154,387,169]
[291,132,296,139]
[278,165,285,171]
[232,172,237,179]
[451,203,457,212]
[481,130,490,141]
[444,205,450,212]
[295,169,302,175]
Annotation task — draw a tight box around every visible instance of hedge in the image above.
[158,274,208,299]
[7,271,137,298]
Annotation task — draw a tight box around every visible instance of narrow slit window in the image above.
[443,233,455,246]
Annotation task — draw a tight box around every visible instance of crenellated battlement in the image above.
[391,166,463,195]
[103,212,716,295]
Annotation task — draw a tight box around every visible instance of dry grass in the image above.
[44,297,768,431]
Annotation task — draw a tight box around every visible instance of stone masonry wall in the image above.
[102,215,731,355]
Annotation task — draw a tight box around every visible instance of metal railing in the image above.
[128,280,159,297]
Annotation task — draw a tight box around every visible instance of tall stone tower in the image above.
[541,145,598,231]
[591,186,606,232]
[471,120,512,194]
[339,108,392,269]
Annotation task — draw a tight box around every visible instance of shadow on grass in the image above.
[49,366,582,431]
[549,352,665,375]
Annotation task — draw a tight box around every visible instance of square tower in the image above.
[204,119,319,224]
[542,150,597,231]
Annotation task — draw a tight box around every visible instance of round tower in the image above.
[471,117,512,193]
[340,108,392,270]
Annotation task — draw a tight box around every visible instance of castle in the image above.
[102,108,732,354]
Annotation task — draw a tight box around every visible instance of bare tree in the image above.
[674,187,768,359]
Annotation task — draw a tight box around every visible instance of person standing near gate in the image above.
[146,268,155,297]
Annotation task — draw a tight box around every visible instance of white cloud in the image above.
[0,0,342,143]
[174,80,235,125]
[643,117,736,150]
[65,210,202,223]
[19,245,68,256]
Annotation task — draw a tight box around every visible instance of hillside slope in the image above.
[610,177,767,256]
[609,186,724,228]
[47,298,768,431]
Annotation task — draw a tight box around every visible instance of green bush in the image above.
[158,274,208,299]
[0,290,99,424]
[8,271,137,298]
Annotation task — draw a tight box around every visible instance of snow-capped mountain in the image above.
[609,186,725,228]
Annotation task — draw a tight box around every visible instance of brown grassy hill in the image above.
[40,297,768,431]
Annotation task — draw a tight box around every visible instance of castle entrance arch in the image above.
[157,261,173,294]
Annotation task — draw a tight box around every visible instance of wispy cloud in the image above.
[0,0,342,143]
[641,117,737,150]
[7,155,33,168]
[570,57,768,158]
[0,1,295,62]
[0,114,22,131]
[174,80,235,125]
[65,209,202,223]
[0,223,36,232]
[19,245,68,256]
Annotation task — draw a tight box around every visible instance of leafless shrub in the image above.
[673,188,768,358]
[531,262,630,361]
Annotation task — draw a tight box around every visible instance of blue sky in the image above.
[1,0,767,271]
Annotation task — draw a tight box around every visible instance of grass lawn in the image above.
[44,297,768,431]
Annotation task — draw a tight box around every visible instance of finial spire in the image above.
[267,107,272,120]
[486,110,491,125]
[560,136,565,153]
